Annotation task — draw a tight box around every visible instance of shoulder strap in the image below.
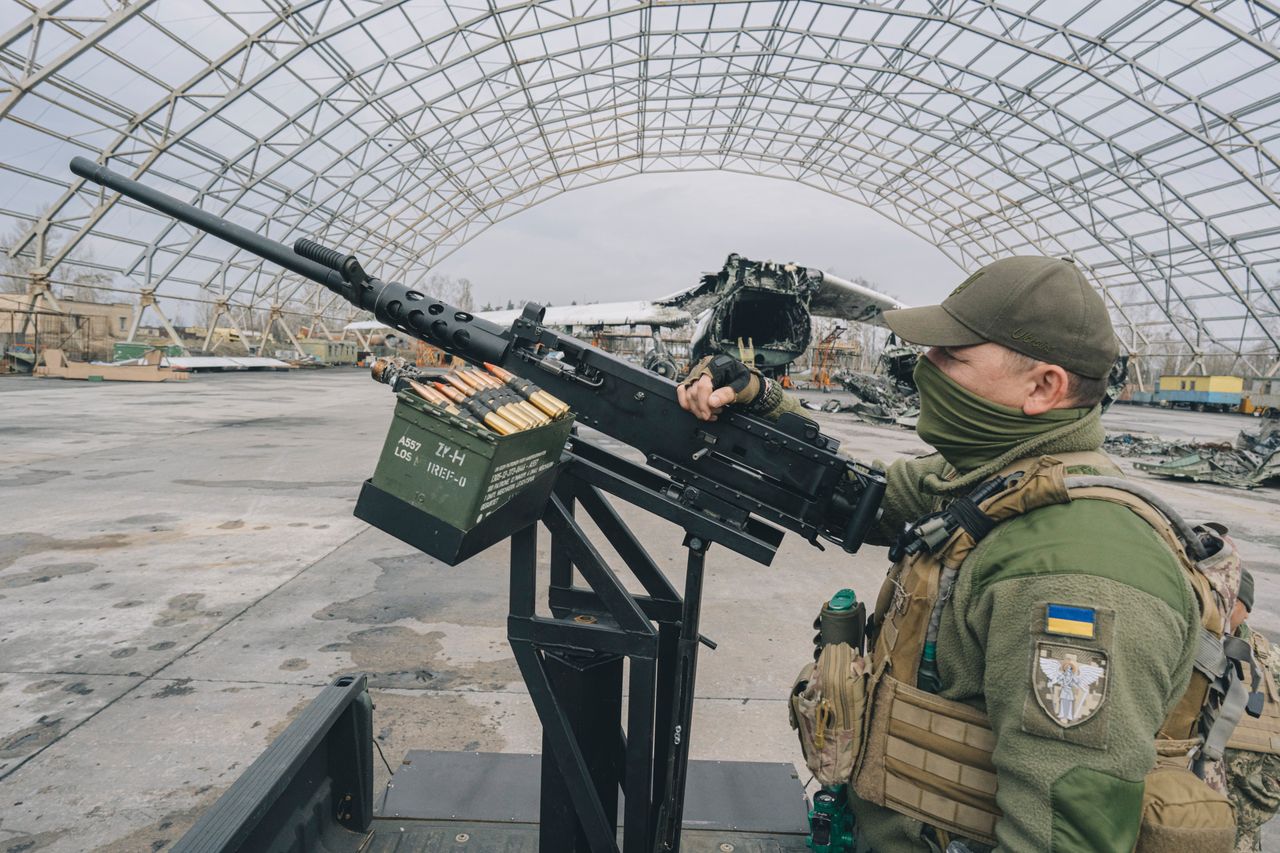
[931,451,1130,569]
[1062,475,1209,563]
[931,454,1073,568]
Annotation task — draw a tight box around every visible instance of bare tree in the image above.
[1,226,112,301]
[0,226,36,295]
[456,277,474,311]
[424,272,476,311]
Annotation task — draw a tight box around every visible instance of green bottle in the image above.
[815,588,866,657]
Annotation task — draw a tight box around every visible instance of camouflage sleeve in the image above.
[1225,746,1280,852]
[938,500,1198,852]
[753,384,807,421]
[1225,628,1280,852]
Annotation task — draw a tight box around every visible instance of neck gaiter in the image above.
[913,356,1089,473]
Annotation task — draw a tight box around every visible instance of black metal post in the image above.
[505,445,780,853]
[653,537,709,852]
[540,649,624,852]
[649,621,681,844]
[550,476,575,600]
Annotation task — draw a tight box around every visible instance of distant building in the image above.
[1155,374,1245,412]
[0,294,135,362]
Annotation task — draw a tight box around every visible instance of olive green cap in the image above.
[883,256,1119,379]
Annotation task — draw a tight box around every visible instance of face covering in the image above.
[913,356,1089,473]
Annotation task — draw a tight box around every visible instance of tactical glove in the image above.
[680,354,787,417]
[681,354,764,406]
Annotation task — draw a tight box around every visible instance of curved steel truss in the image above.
[2,0,1279,372]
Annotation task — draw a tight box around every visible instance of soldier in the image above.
[679,256,1207,851]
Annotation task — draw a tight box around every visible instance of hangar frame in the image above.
[2,0,1279,373]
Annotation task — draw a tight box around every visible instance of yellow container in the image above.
[1157,375,1244,394]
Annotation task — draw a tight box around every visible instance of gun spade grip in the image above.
[842,475,885,554]
[293,238,348,271]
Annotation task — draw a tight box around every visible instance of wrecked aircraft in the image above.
[672,254,901,372]
[345,253,903,377]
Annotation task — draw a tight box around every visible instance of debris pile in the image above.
[1238,418,1280,455]
[798,345,921,427]
[1107,419,1280,489]
[879,344,919,387]
[802,370,920,427]
[1103,433,1226,459]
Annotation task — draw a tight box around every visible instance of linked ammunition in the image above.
[371,357,557,437]
[468,369,549,427]
[406,379,470,421]
[446,371,525,426]
[432,382,521,435]
[457,369,550,426]
[483,362,571,419]
[441,372,537,430]
[370,357,489,427]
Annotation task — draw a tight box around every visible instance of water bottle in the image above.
[814,588,866,658]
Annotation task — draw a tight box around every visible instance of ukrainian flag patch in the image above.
[1045,604,1096,639]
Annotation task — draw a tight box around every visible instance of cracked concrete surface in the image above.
[1,371,1278,852]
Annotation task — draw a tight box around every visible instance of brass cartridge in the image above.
[432,382,521,435]
[483,362,570,419]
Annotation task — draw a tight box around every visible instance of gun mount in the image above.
[72,156,885,853]
[69,157,882,555]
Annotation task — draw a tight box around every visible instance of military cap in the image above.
[883,256,1119,379]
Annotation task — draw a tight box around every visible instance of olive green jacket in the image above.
[766,397,1199,852]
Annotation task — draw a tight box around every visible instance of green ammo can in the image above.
[353,389,574,565]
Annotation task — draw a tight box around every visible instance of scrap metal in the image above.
[812,346,920,427]
[1109,418,1280,489]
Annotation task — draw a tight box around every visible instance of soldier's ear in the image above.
[1022,363,1071,415]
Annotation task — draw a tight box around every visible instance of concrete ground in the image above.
[0,370,1277,852]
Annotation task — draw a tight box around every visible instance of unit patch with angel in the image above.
[1033,642,1109,728]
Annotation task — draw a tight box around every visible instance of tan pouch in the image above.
[789,642,868,786]
[851,673,1000,845]
[1134,763,1235,853]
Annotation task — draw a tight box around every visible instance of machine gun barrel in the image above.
[70,156,511,365]
[70,157,884,554]
[71,157,343,292]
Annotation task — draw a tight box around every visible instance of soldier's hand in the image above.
[676,355,761,421]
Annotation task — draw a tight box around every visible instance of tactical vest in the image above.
[849,451,1278,847]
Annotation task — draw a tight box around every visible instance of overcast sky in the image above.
[426,171,962,310]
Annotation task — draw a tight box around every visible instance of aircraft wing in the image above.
[478,301,692,328]
[344,301,691,335]
[478,298,696,325]
[808,271,905,325]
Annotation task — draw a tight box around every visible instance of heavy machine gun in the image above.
[70,157,886,853]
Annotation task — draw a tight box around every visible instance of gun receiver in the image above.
[70,156,884,554]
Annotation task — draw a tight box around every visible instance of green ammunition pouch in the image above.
[790,641,869,787]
